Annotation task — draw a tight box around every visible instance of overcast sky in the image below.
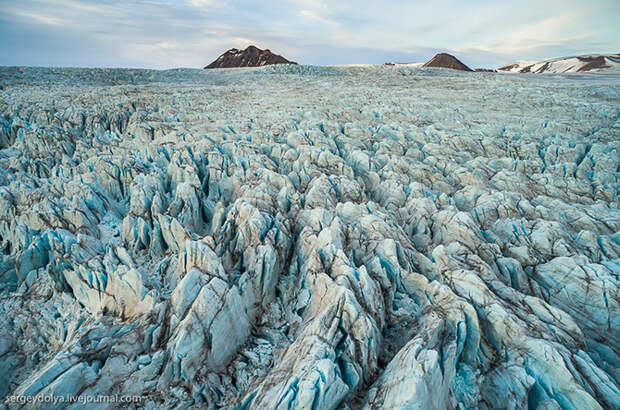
[1,0,618,69]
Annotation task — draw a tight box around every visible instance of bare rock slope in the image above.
[204,45,297,69]
[423,53,473,71]
[0,65,619,409]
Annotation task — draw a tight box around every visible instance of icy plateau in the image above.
[0,65,619,409]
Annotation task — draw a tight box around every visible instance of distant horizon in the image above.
[1,47,619,71]
[1,0,618,69]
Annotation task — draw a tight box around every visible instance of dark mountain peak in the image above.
[204,45,297,69]
[423,53,472,71]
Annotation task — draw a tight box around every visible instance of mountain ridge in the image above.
[422,53,473,71]
[498,53,620,74]
[204,45,297,69]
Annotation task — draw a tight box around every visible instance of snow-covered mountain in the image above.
[385,53,472,71]
[383,62,424,67]
[498,54,620,74]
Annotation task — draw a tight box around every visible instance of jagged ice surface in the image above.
[0,65,619,409]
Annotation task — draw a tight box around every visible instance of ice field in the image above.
[0,65,619,409]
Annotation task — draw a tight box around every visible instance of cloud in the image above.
[300,9,337,26]
[488,12,586,54]
[0,0,618,68]
[5,9,66,25]
[187,0,225,9]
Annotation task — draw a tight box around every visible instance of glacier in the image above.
[0,64,619,409]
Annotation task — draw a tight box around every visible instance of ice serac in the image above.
[0,65,619,409]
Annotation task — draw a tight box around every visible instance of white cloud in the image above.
[1,0,618,68]
[188,0,225,8]
[300,9,336,26]
[489,12,586,54]
[7,9,65,25]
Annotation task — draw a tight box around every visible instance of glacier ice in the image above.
[0,65,619,409]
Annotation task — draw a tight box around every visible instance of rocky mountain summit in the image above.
[498,54,620,74]
[423,53,473,71]
[0,65,619,409]
[204,45,297,69]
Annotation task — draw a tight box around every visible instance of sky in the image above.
[0,0,618,69]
